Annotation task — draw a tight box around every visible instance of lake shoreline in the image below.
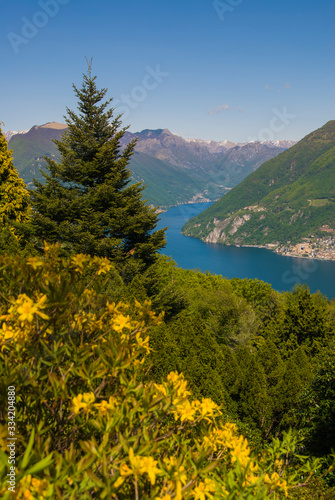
[239,244,335,262]
[158,202,335,299]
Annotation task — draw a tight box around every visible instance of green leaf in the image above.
[21,428,35,470]
[25,453,53,475]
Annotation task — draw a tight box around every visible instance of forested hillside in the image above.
[183,121,335,246]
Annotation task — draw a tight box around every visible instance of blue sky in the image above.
[1,0,334,142]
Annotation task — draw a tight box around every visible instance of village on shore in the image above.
[273,227,335,261]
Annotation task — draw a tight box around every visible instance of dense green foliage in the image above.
[0,126,30,237]
[183,121,335,245]
[1,249,334,499]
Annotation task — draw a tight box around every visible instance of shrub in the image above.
[0,247,322,498]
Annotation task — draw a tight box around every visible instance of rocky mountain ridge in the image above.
[5,122,296,208]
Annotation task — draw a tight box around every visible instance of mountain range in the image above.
[182,121,335,247]
[6,123,295,209]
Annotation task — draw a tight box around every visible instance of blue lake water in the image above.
[156,202,335,299]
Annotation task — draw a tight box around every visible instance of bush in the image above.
[0,247,323,498]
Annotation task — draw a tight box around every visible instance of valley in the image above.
[6,123,294,209]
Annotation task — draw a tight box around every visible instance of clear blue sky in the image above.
[1,0,334,142]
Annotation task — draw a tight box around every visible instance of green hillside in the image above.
[9,127,62,185]
[126,151,203,208]
[9,128,203,208]
[182,121,335,246]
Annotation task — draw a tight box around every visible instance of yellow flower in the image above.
[71,253,89,272]
[94,396,118,413]
[27,256,43,270]
[72,392,95,414]
[199,398,219,418]
[135,332,151,354]
[264,472,288,497]
[274,458,284,470]
[230,435,250,468]
[94,400,110,413]
[164,458,188,499]
[114,462,134,488]
[43,241,50,252]
[192,478,216,499]
[117,450,162,487]
[17,474,49,499]
[139,456,161,485]
[174,400,196,422]
[154,383,167,397]
[174,465,187,485]
[164,456,178,468]
[35,294,48,314]
[128,448,143,473]
[72,394,86,414]
[112,314,132,332]
[82,392,95,404]
[93,256,113,275]
[167,371,181,384]
[14,294,49,323]
[16,296,37,323]
[106,301,124,313]
[0,323,14,342]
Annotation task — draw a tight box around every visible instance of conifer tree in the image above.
[0,125,30,235]
[28,64,166,267]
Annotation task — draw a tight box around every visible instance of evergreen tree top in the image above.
[0,124,30,231]
[28,64,166,268]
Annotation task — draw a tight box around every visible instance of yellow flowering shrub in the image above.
[0,246,321,499]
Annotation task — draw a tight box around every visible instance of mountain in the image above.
[182,121,335,249]
[8,123,67,184]
[120,128,291,176]
[120,128,228,174]
[119,129,294,204]
[6,123,295,208]
[4,129,29,142]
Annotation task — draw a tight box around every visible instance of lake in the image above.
[156,202,335,299]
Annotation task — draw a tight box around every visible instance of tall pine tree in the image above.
[28,64,166,268]
[0,124,30,236]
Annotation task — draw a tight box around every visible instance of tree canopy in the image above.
[0,125,30,234]
[28,65,166,268]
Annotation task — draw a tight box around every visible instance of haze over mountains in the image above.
[6,122,295,208]
[182,121,335,247]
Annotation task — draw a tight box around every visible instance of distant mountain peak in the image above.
[40,122,67,130]
[4,129,29,142]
